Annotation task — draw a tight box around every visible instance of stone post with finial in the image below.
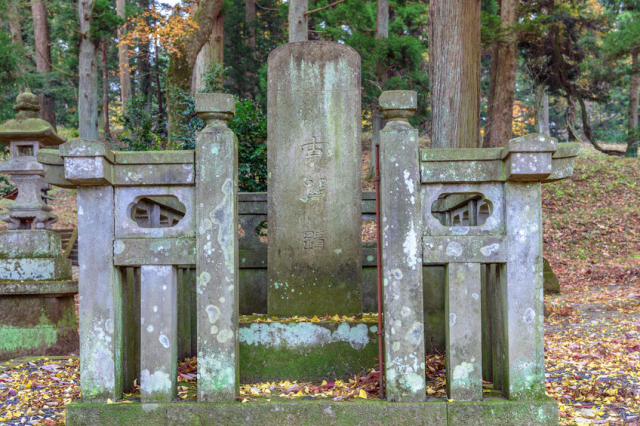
[0,90,77,361]
[193,92,240,402]
[379,90,426,402]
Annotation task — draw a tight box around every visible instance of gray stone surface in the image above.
[77,185,124,402]
[0,230,63,259]
[503,182,545,399]
[446,262,482,401]
[194,93,239,402]
[267,41,362,316]
[379,90,426,402]
[140,265,178,403]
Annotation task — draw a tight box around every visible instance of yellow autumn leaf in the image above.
[311,315,320,322]
[331,315,340,321]
[358,389,368,399]
[107,398,114,404]
[321,380,327,386]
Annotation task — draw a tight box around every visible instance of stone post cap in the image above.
[501,133,557,159]
[14,90,40,118]
[379,90,417,121]
[59,138,115,163]
[0,90,65,146]
[195,93,235,123]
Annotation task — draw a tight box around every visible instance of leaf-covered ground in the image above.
[1,148,639,425]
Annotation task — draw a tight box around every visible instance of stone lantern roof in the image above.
[0,90,65,146]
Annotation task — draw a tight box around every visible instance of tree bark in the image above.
[245,0,256,49]
[78,0,99,141]
[101,41,112,140]
[138,0,151,108]
[191,12,225,94]
[31,0,56,129]
[166,0,225,141]
[8,0,27,83]
[534,82,550,136]
[429,0,481,149]
[117,0,132,113]
[288,0,309,42]
[369,0,389,179]
[483,0,518,148]
[627,49,639,156]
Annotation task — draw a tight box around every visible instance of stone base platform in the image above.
[238,321,379,382]
[0,280,78,361]
[66,397,558,426]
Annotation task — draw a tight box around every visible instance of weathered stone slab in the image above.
[77,186,124,402]
[66,400,449,426]
[63,157,114,185]
[267,41,362,316]
[114,164,195,186]
[502,182,545,399]
[446,263,482,401]
[0,280,77,296]
[379,91,425,402]
[140,265,178,403]
[113,238,196,266]
[114,150,194,164]
[422,236,507,264]
[194,93,239,402]
[446,397,558,425]
[0,230,63,258]
[0,258,71,281]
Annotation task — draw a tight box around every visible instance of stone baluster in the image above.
[379,90,426,402]
[194,93,239,402]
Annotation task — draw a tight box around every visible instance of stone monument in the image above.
[267,41,363,316]
[0,91,77,360]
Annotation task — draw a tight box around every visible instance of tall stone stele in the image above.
[0,91,77,361]
[267,41,363,316]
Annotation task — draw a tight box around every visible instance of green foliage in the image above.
[0,175,15,198]
[118,96,167,151]
[200,62,229,94]
[230,99,267,192]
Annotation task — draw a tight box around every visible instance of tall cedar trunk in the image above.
[628,49,639,156]
[138,0,151,108]
[565,96,579,142]
[8,0,27,83]
[166,0,225,142]
[191,13,225,94]
[101,41,112,140]
[534,83,550,135]
[369,0,389,178]
[484,0,518,148]
[31,0,56,129]
[117,0,132,113]
[429,0,481,148]
[78,0,99,141]
[245,0,256,49]
[288,0,309,42]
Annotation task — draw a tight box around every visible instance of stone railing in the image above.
[378,90,580,402]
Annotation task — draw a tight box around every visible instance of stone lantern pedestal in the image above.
[0,91,77,361]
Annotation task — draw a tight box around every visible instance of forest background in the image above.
[0,0,638,195]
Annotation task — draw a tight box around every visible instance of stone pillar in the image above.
[140,265,178,403]
[77,185,123,402]
[502,181,545,399]
[446,262,482,401]
[194,93,239,402]
[267,41,362,316]
[379,90,426,402]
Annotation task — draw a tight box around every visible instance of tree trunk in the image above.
[117,0,132,113]
[101,41,112,140]
[78,0,99,141]
[31,0,56,129]
[369,0,389,179]
[8,0,27,83]
[288,0,309,42]
[565,96,579,142]
[483,0,518,148]
[429,0,481,149]
[627,49,639,156]
[191,12,224,94]
[245,0,256,49]
[166,0,225,142]
[534,82,550,136]
[138,0,151,108]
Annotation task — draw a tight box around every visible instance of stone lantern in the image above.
[0,90,62,230]
[0,91,77,361]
